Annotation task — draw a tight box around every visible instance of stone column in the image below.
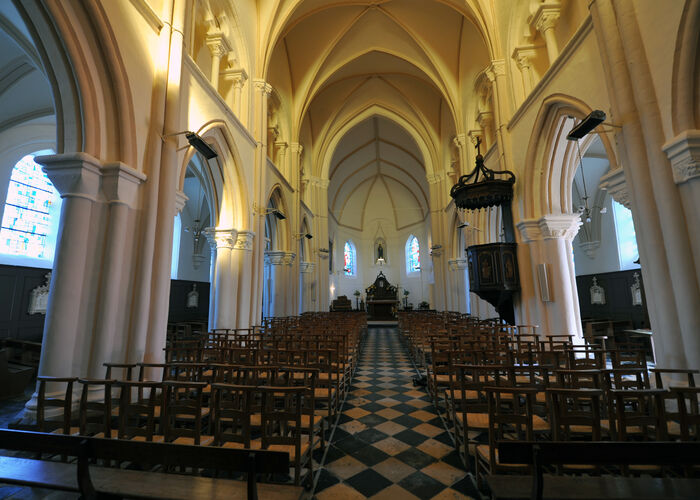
[300,262,316,313]
[485,60,513,173]
[512,45,538,97]
[222,68,247,117]
[264,251,287,317]
[530,3,561,65]
[87,162,146,378]
[205,32,231,92]
[282,251,296,315]
[204,228,237,329]
[234,231,254,329]
[309,177,330,312]
[34,153,102,382]
[448,258,468,314]
[427,172,449,311]
[517,214,583,341]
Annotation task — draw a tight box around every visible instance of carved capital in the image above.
[448,258,468,271]
[203,228,237,250]
[234,230,255,251]
[511,45,538,70]
[265,250,287,265]
[662,130,700,185]
[599,168,631,209]
[452,133,468,151]
[485,60,506,82]
[538,214,582,241]
[426,172,446,185]
[530,4,561,33]
[309,176,330,188]
[253,78,273,96]
[476,111,494,131]
[517,219,542,243]
[174,190,188,215]
[300,261,316,273]
[205,32,231,58]
[222,68,248,88]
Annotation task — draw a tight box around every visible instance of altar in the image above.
[365,271,399,320]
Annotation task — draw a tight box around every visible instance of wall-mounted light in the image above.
[566,110,607,140]
[163,131,218,159]
[294,233,313,240]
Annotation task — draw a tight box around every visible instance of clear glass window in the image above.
[612,200,640,270]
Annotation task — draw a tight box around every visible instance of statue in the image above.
[186,283,199,308]
[377,243,384,260]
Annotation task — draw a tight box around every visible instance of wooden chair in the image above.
[211,383,254,449]
[161,380,213,446]
[651,368,699,389]
[116,380,163,442]
[36,376,78,435]
[259,386,312,486]
[476,386,538,487]
[547,388,603,441]
[77,378,118,438]
[280,366,324,450]
[669,386,700,441]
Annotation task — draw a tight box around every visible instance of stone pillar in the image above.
[300,262,316,313]
[448,258,468,314]
[512,45,538,97]
[485,60,513,173]
[250,80,273,325]
[35,153,102,382]
[204,228,237,329]
[87,162,146,378]
[426,172,449,311]
[205,32,231,92]
[309,177,330,312]
[264,251,287,317]
[234,231,254,329]
[282,252,296,315]
[517,214,583,341]
[530,3,561,65]
[222,68,248,117]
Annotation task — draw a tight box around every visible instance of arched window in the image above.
[343,241,356,276]
[406,235,420,273]
[612,200,640,270]
[0,152,62,263]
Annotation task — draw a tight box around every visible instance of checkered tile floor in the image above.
[312,327,480,499]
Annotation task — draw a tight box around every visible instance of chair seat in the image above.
[476,444,527,468]
[93,429,120,439]
[173,435,215,446]
[532,415,550,431]
[222,439,261,449]
[268,437,311,460]
[314,387,336,399]
[463,412,490,429]
[433,374,451,384]
[129,435,165,443]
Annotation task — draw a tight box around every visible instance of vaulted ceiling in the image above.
[328,116,428,231]
[264,0,492,181]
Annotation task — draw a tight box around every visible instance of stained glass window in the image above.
[343,241,355,276]
[0,154,62,260]
[406,235,420,273]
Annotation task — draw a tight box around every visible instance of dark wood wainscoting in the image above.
[0,264,50,342]
[576,269,649,329]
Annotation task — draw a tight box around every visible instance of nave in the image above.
[313,327,476,499]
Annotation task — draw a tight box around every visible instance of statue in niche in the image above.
[375,238,387,264]
[186,283,199,308]
[28,272,51,315]
[630,272,643,306]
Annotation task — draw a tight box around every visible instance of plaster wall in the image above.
[572,193,620,276]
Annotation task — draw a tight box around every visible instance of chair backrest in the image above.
[116,380,162,441]
[36,376,78,434]
[486,386,537,473]
[652,368,699,389]
[669,386,700,441]
[260,386,304,450]
[610,388,668,441]
[78,378,117,437]
[212,383,253,448]
[103,363,136,381]
[547,388,603,440]
[161,381,208,444]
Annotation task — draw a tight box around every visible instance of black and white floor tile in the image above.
[311,327,480,499]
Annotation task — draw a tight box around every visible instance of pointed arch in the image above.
[405,234,420,274]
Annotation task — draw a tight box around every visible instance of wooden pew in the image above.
[488,441,700,500]
[0,429,302,500]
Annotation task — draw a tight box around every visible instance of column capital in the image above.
[36,152,103,202]
[452,133,468,151]
[253,78,273,96]
[300,261,316,273]
[485,59,506,82]
[517,214,582,242]
[290,142,304,156]
[234,230,255,251]
[530,3,561,33]
[203,228,237,249]
[476,111,494,130]
[282,252,296,266]
[265,250,289,265]
[538,214,582,241]
[175,190,188,214]
[599,167,631,208]
[205,31,231,58]
[662,130,700,185]
[222,67,248,88]
[309,176,330,188]
[426,171,446,185]
[448,258,468,271]
[274,141,289,153]
[100,162,147,208]
[511,45,538,70]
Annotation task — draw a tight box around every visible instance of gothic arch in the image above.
[16,0,136,165]
[266,185,290,251]
[671,0,700,133]
[521,94,618,220]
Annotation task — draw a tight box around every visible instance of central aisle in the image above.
[313,327,478,499]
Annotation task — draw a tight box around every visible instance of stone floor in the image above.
[310,326,479,499]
